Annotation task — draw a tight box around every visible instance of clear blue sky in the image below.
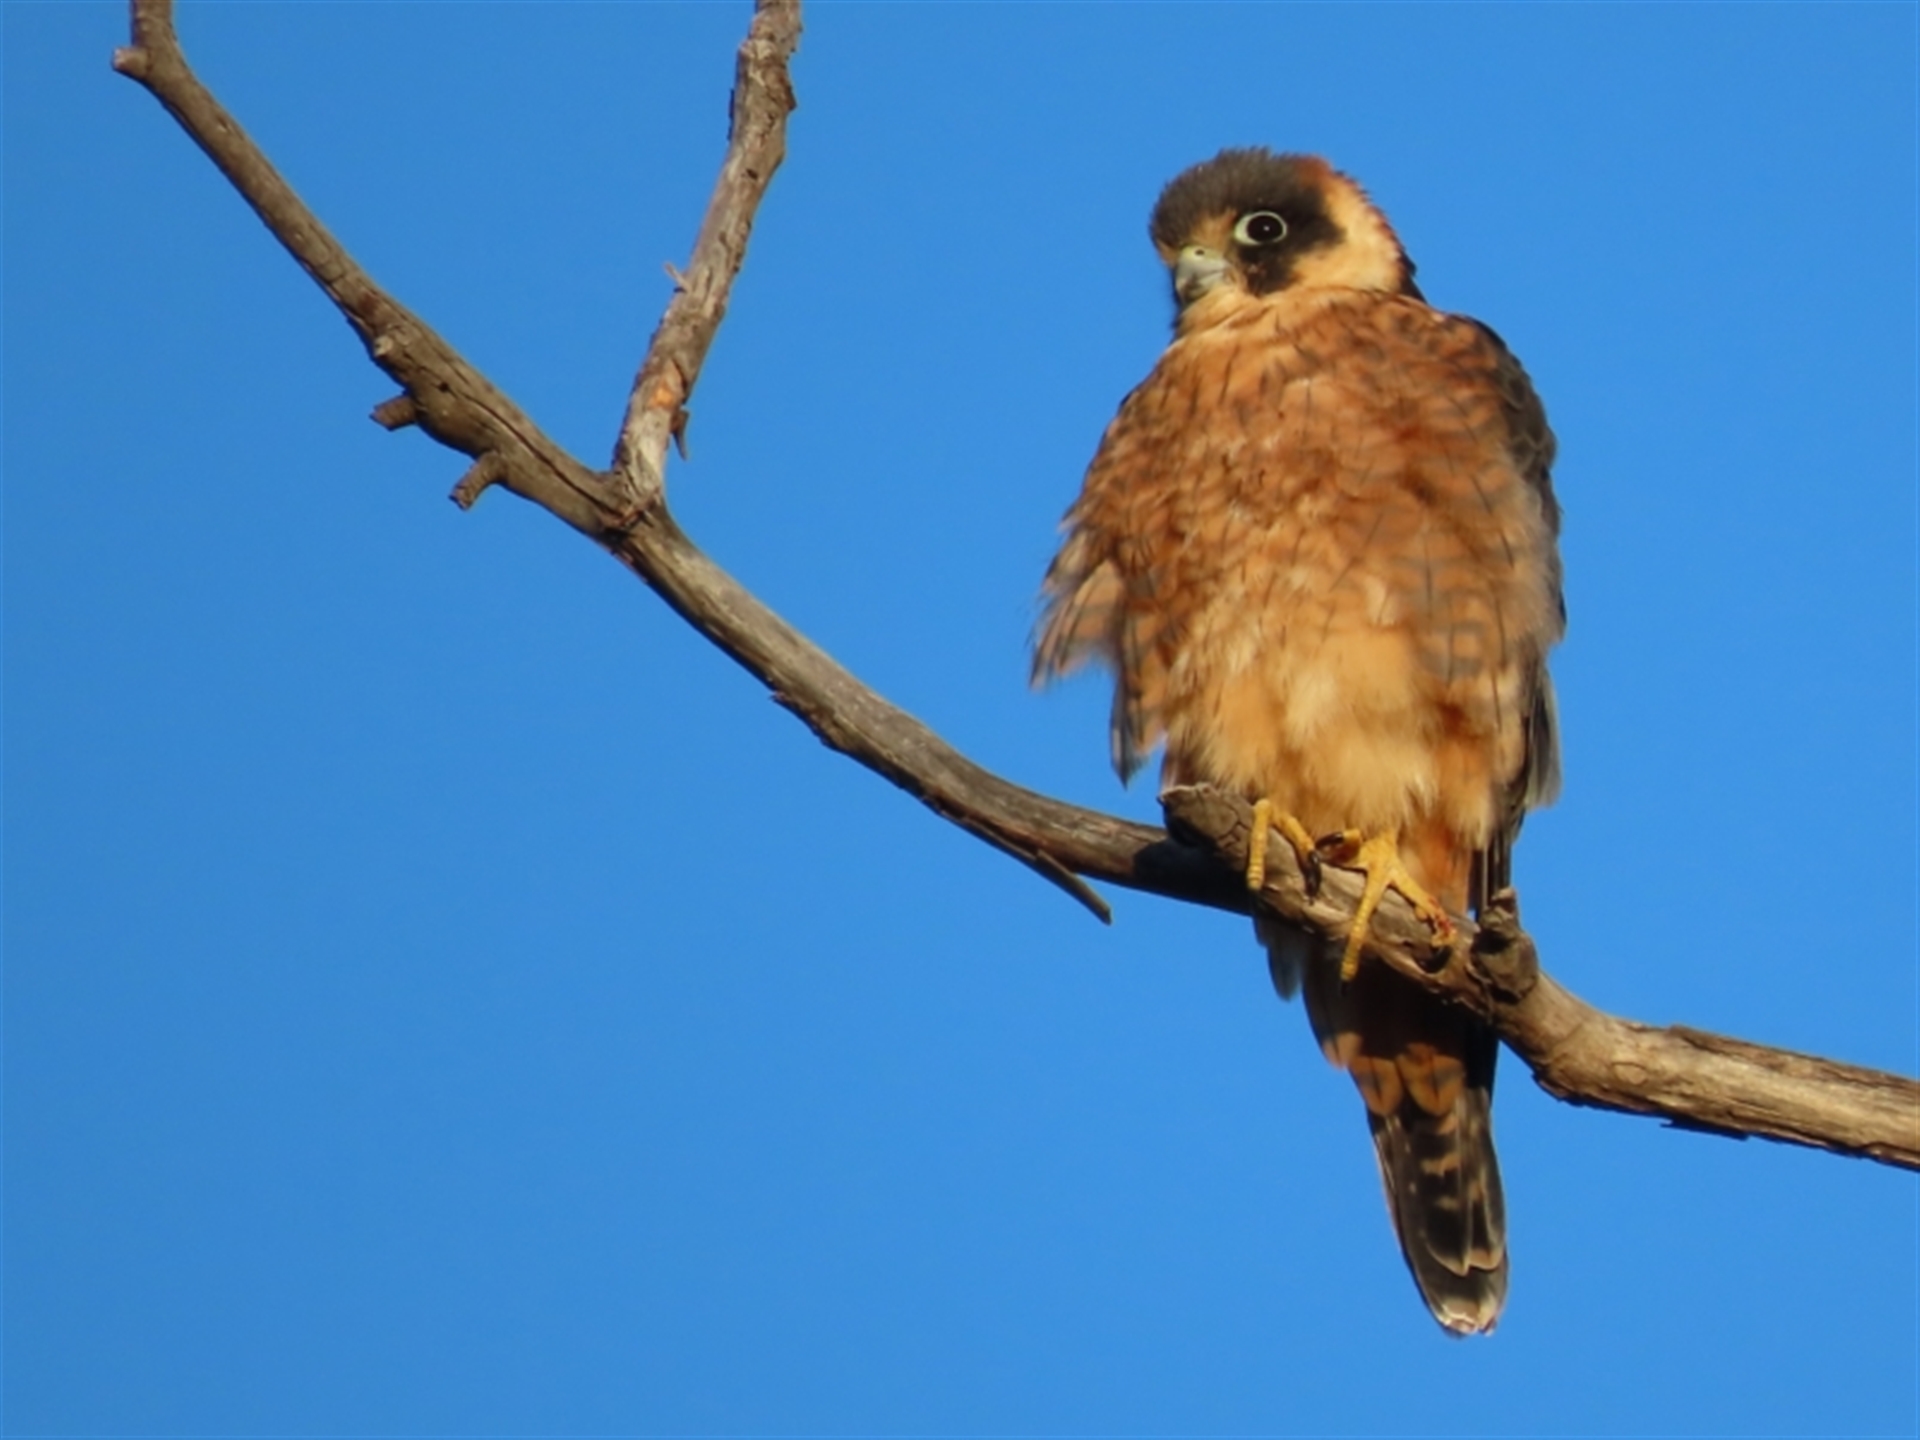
[9,3,1917,1435]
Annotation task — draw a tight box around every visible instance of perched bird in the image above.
[1033,150,1564,1334]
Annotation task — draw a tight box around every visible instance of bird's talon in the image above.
[1316,829,1361,861]
[1323,827,1454,983]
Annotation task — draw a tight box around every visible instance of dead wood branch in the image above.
[1163,787,1920,1169]
[610,4,799,502]
[113,0,1920,1173]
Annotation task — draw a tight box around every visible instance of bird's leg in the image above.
[1246,798,1322,893]
[1316,827,1456,981]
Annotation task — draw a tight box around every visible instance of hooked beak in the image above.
[1173,244,1231,306]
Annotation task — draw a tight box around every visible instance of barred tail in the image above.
[1267,921,1509,1334]
[1361,1030,1508,1334]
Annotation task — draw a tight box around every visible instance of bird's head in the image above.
[1150,150,1419,315]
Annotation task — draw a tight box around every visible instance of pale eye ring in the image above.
[1232,210,1288,246]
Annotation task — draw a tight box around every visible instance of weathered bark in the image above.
[1163,787,1920,1169]
[113,0,1920,1173]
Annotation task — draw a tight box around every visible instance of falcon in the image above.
[1033,150,1564,1334]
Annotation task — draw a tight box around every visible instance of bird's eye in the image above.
[1232,211,1288,246]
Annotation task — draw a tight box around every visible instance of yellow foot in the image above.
[1316,827,1457,981]
[1246,798,1322,893]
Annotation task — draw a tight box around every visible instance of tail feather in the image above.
[1364,1047,1507,1334]
[1276,924,1509,1335]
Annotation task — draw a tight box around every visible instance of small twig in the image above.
[610,0,801,507]
[370,395,419,431]
[451,453,507,510]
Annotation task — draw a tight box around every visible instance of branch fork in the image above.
[113,0,1919,1173]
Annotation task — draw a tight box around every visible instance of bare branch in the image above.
[612,0,802,507]
[1163,787,1920,1170]
[113,0,623,538]
[113,0,1920,1173]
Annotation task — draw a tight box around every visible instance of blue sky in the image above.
[8,3,1917,1435]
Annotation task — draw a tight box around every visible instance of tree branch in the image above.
[112,0,623,537]
[611,0,801,505]
[112,0,1920,1173]
[1161,786,1920,1170]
